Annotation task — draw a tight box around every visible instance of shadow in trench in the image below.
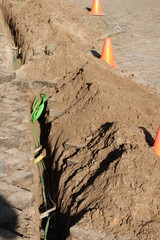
[0,195,19,239]
[38,101,56,238]
[56,145,125,240]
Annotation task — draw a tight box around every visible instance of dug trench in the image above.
[1,0,160,239]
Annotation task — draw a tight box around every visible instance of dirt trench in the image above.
[1,0,160,239]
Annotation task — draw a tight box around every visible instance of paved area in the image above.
[73,0,160,94]
[0,22,37,239]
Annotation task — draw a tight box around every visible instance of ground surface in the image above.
[73,0,160,94]
[0,0,160,239]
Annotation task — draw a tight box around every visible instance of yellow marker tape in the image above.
[35,154,44,164]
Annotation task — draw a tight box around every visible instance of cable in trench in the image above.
[31,92,56,240]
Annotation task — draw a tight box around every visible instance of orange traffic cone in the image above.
[90,0,103,16]
[154,126,160,156]
[101,38,117,68]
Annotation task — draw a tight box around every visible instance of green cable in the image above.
[31,92,47,205]
[31,92,47,123]
[44,217,51,240]
[32,92,55,205]
[33,123,40,148]
[31,92,55,240]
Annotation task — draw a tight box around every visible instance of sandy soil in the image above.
[1,0,160,239]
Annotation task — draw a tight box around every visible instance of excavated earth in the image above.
[1,0,160,239]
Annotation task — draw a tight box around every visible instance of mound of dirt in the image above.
[1,0,160,239]
[49,62,160,240]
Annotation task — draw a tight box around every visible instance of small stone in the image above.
[0,182,34,209]
[33,46,45,56]
[7,190,35,210]
[0,182,19,198]
[66,159,78,166]
[7,170,33,188]
[64,142,84,150]
[4,148,33,161]
[32,46,45,61]
[45,44,56,55]
[70,225,107,240]
[3,157,29,171]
